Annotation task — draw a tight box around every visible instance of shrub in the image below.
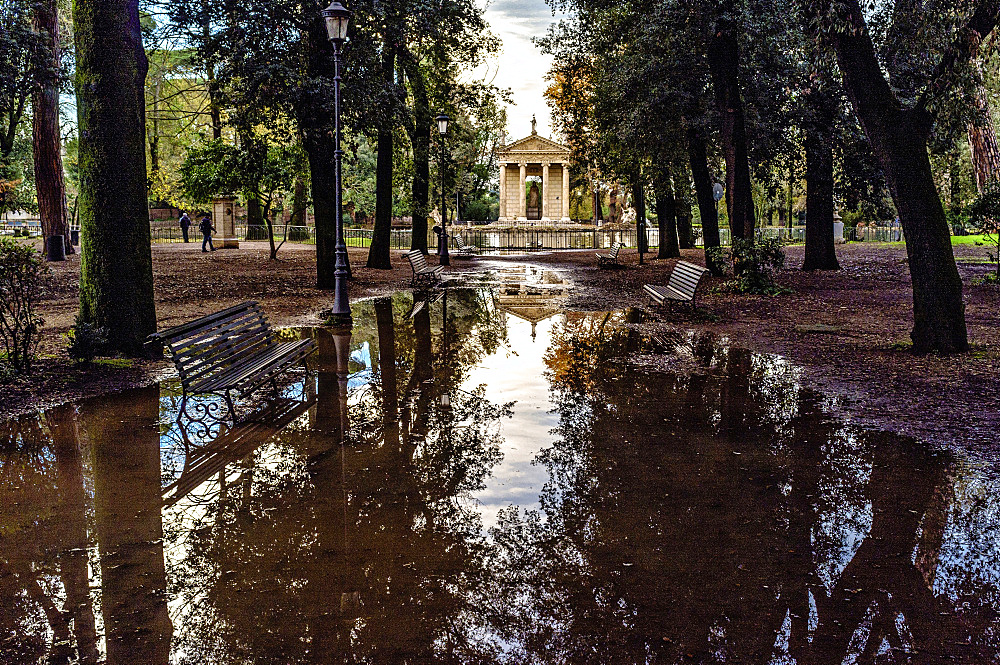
[710,237,788,295]
[968,181,1000,278]
[0,237,46,374]
[66,315,110,363]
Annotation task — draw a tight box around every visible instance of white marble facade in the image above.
[498,123,572,224]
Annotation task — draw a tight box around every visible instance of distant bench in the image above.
[644,260,710,309]
[597,242,625,267]
[406,249,444,285]
[454,234,478,258]
[145,301,316,418]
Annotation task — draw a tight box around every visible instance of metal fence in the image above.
[0,220,42,237]
[143,221,904,249]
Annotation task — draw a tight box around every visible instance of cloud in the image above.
[479,0,565,139]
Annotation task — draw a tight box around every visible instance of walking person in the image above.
[199,214,216,252]
[179,211,192,243]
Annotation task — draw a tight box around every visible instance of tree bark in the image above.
[402,50,430,253]
[291,176,307,225]
[803,95,840,270]
[672,155,696,249]
[33,0,72,258]
[298,12,340,289]
[654,166,680,258]
[633,175,648,262]
[686,124,723,274]
[367,38,396,270]
[73,0,157,355]
[826,0,972,352]
[706,8,755,241]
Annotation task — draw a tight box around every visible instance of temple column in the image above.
[561,163,571,221]
[518,162,527,220]
[542,162,550,221]
[499,163,507,219]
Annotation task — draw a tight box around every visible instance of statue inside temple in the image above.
[527,182,541,219]
[528,182,540,209]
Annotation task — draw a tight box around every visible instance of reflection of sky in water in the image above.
[464,313,560,530]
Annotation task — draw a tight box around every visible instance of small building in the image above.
[498,116,572,224]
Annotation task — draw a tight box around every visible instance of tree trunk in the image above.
[73,0,157,355]
[828,0,969,352]
[201,0,222,140]
[672,155,695,249]
[633,176,647,262]
[654,167,680,258]
[291,176,306,225]
[686,124,723,274]
[707,8,755,241]
[367,39,396,270]
[882,122,968,352]
[33,0,72,259]
[803,97,840,270]
[402,50,430,253]
[298,13,340,289]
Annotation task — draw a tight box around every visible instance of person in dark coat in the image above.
[199,214,216,252]
[179,211,192,242]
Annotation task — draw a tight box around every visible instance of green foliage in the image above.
[713,237,788,295]
[66,315,110,363]
[967,180,1000,276]
[0,237,46,375]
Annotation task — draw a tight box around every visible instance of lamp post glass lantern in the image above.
[323,0,352,320]
[437,113,450,265]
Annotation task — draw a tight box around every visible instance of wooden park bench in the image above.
[406,249,444,285]
[453,234,478,258]
[145,301,317,418]
[644,260,710,309]
[596,242,625,267]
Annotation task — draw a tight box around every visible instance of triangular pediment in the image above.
[500,134,571,154]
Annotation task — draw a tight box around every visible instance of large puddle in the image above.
[2,268,999,663]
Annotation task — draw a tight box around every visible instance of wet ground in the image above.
[2,267,999,663]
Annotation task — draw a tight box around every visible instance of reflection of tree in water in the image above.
[167,290,511,663]
[494,323,1000,664]
[0,388,169,665]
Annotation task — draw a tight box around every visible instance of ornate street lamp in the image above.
[436,113,450,266]
[323,0,352,322]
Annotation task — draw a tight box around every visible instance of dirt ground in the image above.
[3,238,998,457]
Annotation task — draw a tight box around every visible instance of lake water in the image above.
[1,268,998,663]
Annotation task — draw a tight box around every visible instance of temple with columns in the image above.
[498,115,573,224]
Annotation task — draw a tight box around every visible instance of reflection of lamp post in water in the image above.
[436,113,450,266]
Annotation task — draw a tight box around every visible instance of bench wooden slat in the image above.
[149,301,263,345]
[644,261,709,308]
[193,340,310,392]
[596,242,626,267]
[195,340,313,393]
[145,302,317,416]
[406,250,444,284]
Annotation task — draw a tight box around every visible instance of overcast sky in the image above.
[478,0,565,142]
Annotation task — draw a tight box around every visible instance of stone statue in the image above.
[531,114,537,135]
[528,182,540,208]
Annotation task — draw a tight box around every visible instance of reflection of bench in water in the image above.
[162,396,315,507]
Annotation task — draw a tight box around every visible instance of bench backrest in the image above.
[455,235,469,248]
[610,242,624,258]
[406,249,429,272]
[147,301,273,388]
[667,260,709,298]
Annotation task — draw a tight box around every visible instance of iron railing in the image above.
[141,221,904,248]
